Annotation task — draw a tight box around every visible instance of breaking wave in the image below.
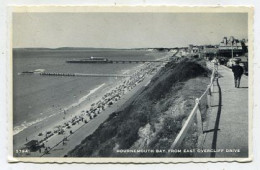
[13,83,106,136]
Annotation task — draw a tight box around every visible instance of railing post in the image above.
[195,98,203,134]
[211,67,215,93]
[215,64,218,78]
[207,85,211,109]
[211,81,214,93]
[208,85,211,96]
[207,88,211,108]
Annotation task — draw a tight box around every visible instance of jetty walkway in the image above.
[110,60,166,63]
[40,73,131,77]
[67,60,167,64]
[20,72,131,77]
[202,65,249,158]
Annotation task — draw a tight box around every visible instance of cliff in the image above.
[68,58,210,157]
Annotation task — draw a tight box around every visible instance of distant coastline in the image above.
[13,47,179,51]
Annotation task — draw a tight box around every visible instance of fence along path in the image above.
[170,62,217,149]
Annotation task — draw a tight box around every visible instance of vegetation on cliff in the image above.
[68,58,210,157]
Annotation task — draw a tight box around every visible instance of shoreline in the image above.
[13,50,176,157]
[13,61,142,136]
[13,70,132,152]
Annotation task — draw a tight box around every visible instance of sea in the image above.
[13,48,165,136]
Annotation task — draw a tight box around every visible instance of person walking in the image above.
[232,60,244,88]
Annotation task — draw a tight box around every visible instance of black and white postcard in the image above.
[9,6,253,163]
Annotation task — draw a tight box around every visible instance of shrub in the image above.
[98,141,116,157]
[148,60,209,101]
[98,124,118,143]
[117,120,140,149]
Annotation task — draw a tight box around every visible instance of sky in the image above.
[13,13,248,48]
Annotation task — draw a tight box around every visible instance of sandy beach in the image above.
[43,72,155,157]
[13,50,176,157]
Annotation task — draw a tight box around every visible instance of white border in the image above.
[1,2,260,170]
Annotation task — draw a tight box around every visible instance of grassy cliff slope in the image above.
[68,58,210,157]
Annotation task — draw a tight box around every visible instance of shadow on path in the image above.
[210,78,222,157]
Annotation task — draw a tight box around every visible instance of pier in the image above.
[19,72,131,77]
[66,59,168,64]
[66,49,178,64]
[110,60,166,64]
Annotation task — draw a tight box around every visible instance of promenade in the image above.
[202,65,249,158]
[43,73,154,157]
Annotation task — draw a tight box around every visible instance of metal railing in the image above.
[170,62,217,149]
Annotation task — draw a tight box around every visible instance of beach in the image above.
[13,49,176,157]
[41,67,157,157]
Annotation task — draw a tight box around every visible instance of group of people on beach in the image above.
[24,62,160,155]
[71,62,158,121]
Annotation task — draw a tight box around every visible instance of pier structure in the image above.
[111,60,168,64]
[66,59,168,64]
[19,72,131,77]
